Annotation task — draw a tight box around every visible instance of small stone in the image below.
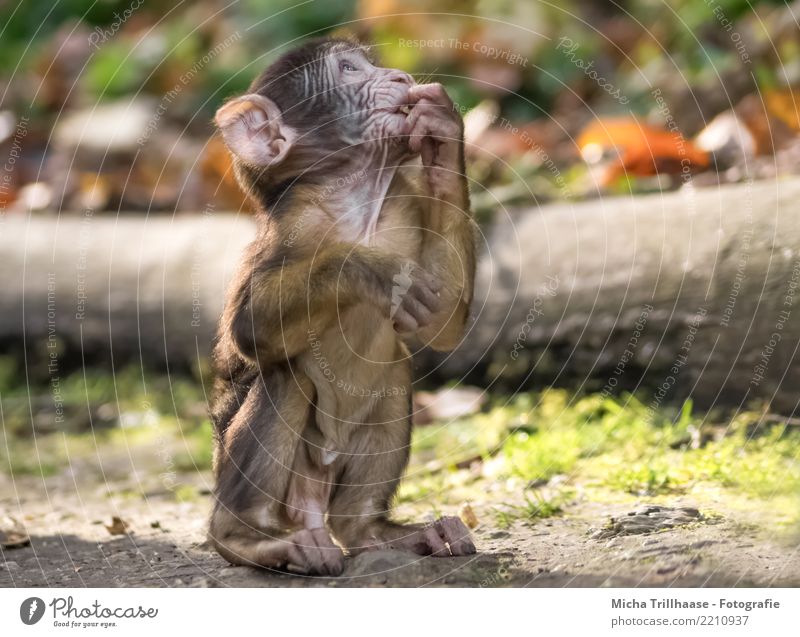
[189,577,210,587]
[633,506,663,516]
[625,515,655,524]
[0,516,30,549]
[621,525,653,534]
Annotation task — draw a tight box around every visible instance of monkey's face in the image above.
[321,45,415,150]
[215,39,417,178]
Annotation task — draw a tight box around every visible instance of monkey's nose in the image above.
[387,71,414,85]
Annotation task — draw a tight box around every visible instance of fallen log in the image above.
[2,177,799,413]
[0,211,253,377]
[433,177,800,414]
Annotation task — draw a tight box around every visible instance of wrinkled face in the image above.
[321,44,416,146]
[217,40,420,190]
[259,41,416,152]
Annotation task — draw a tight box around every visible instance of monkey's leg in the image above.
[209,507,343,575]
[326,395,476,558]
[209,370,344,575]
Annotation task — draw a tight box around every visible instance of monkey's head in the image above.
[215,38,416,207]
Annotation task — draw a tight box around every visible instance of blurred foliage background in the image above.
[2,0,800,217]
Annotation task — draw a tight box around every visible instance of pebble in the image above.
[488,530,510,539]
[595,504,706,539]
[626,515,655,524]
[631,506,663,516]
[621,524,654,534]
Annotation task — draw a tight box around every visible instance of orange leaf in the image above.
[765,88,800,133]
[578,117,709,185]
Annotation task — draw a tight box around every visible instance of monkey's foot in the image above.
[363,517,476,557]
[282,528,344,576]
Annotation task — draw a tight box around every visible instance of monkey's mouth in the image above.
[377,104,411,118]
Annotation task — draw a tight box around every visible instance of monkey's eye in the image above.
[340,60,358,73]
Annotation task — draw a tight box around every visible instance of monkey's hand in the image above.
[380,260,442,334]
[404,83,465,197]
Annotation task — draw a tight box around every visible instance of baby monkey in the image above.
[209,37,476,575]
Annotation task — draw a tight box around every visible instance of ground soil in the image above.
[2,469,797,588]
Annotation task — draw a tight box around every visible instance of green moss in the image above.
[405,388,800,527]
[2,368,798,531]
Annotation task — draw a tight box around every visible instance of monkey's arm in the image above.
[405,83,476,351]
[414,192,475,351]
[224,243,439,366]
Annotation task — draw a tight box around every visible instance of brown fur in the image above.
[208,38,476,575]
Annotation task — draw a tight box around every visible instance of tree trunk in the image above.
[0,211,254,377]
[431,177,800,414]
[3,177,799,413]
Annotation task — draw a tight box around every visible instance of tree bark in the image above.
[432,177,800,414]
[3,177,799,413]
[0,211,253,377]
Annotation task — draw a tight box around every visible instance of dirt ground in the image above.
[2,468,798,588]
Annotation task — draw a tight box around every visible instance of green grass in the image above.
[2,367,799,527]
[493,490,571,529]
[402,388,800,528]
[489,390,800,500]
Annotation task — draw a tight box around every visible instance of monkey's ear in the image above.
[214,94,296,167]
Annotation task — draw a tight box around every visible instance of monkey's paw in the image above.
[284,528,344,576]
[388,263,442,333]
[386,517,476,557]
[432,516,477,556]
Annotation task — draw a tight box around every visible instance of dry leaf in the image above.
[764,88,800,133]
[459,502,480,529]
[104,516,130,536]
[578,117,709,185]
